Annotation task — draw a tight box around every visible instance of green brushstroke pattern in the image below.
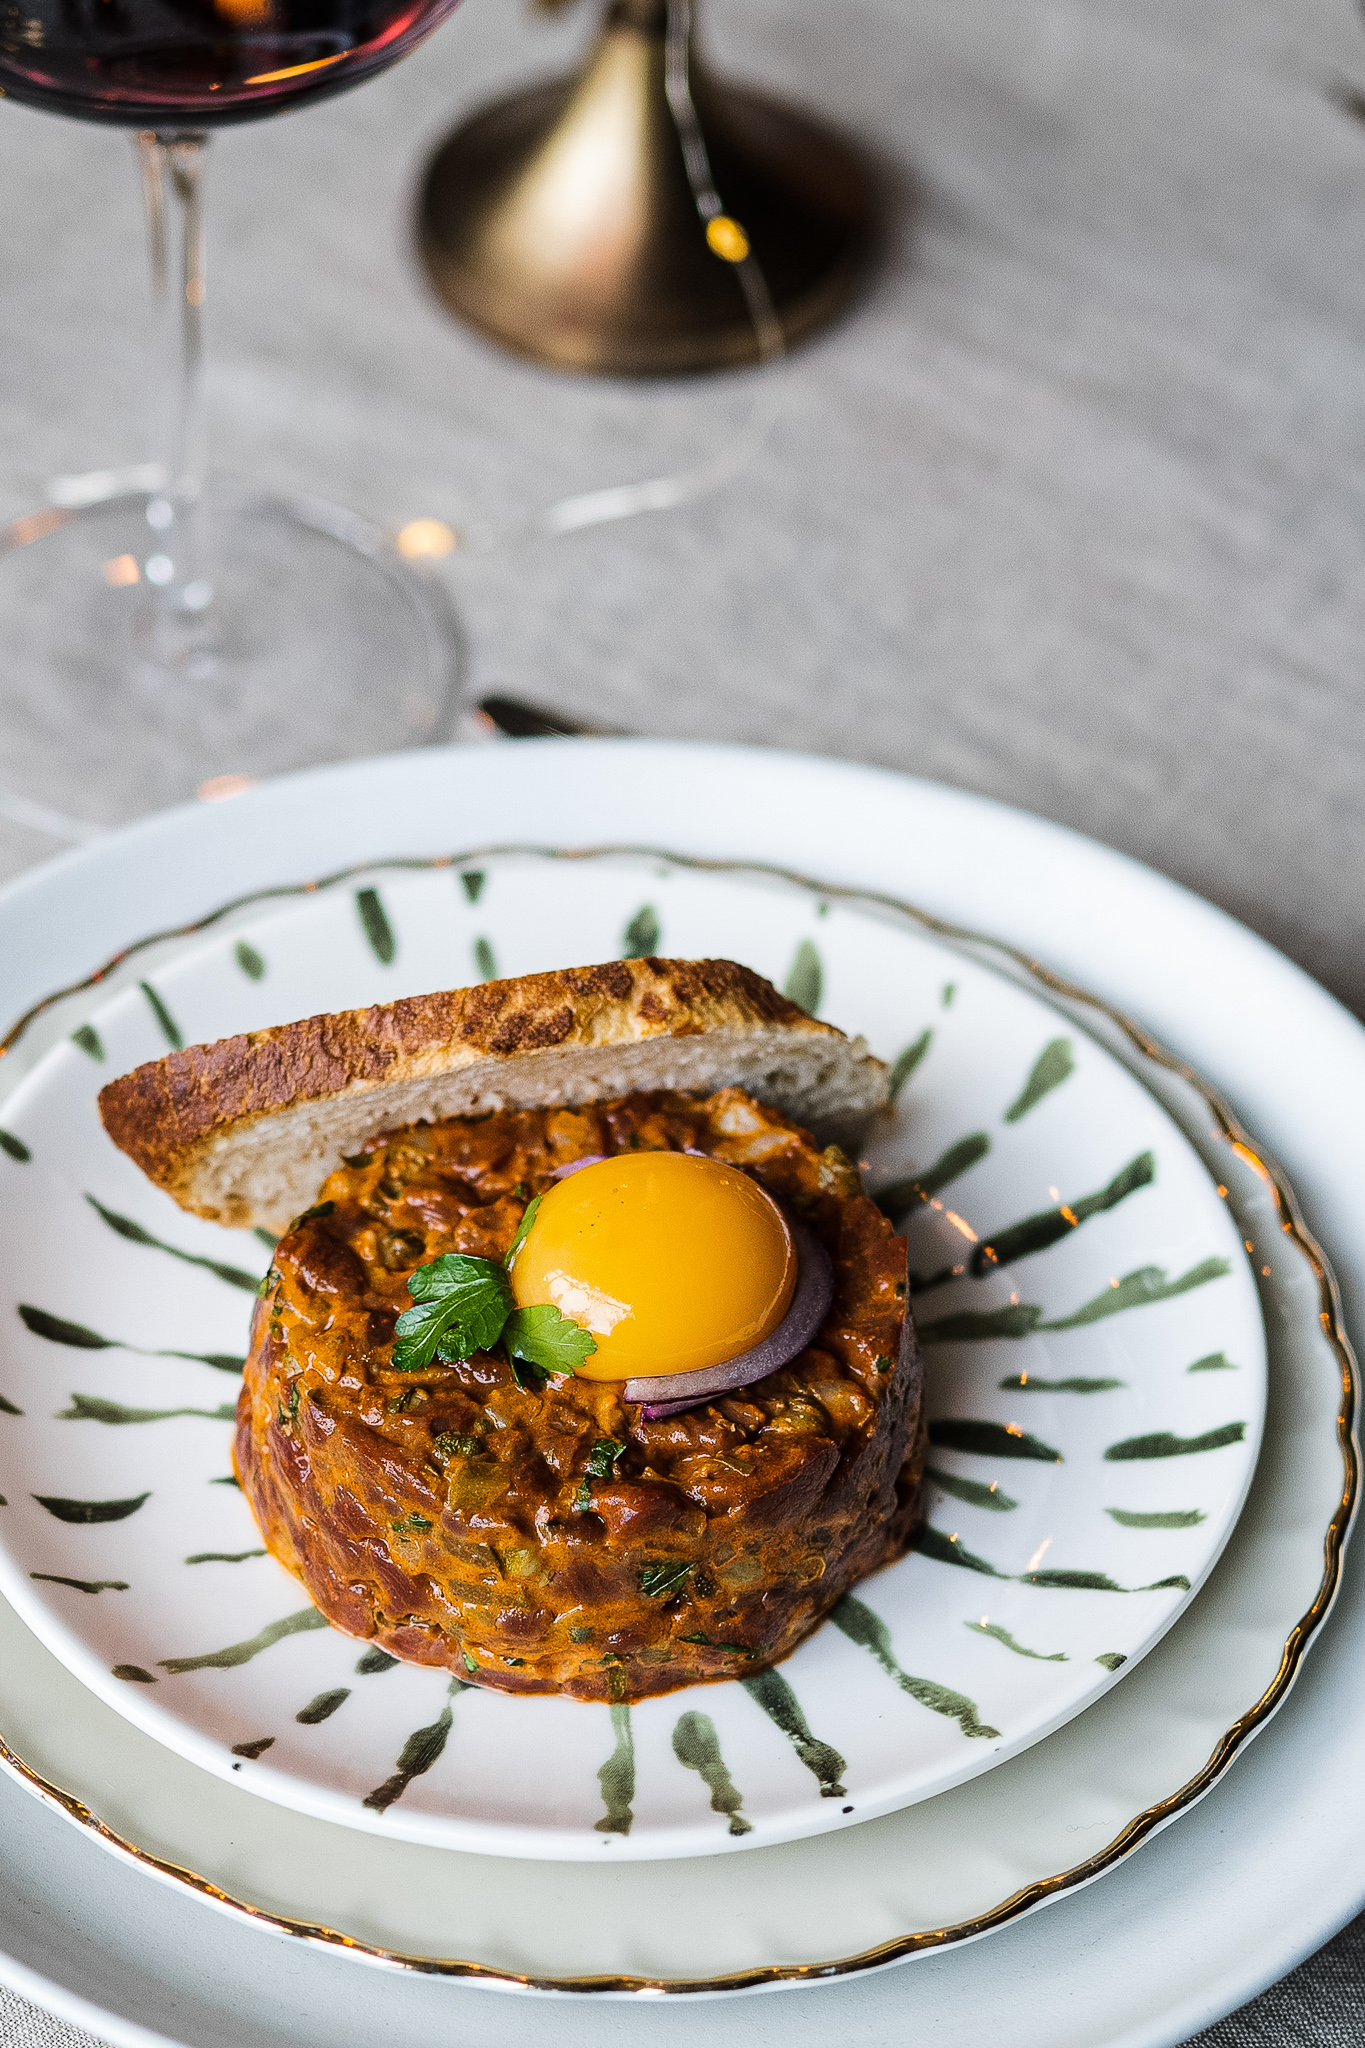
[473,936,497,982]
[57,1394,237,1425]
[0,1392,22,1416]
[0,1128,30,1162]
[296,1687,351,1725]
[929,1418,1062,1462]
[876,1132,991,1218]
[356,887,395,963]
[741,1670,847,1796]
[917,1526,1189,1594]
[972,1152,1155,1275]
[31,1572,129,1594]
[832,1596,999,1737]
[915,1525,1007,1577]
[231,1737,274,1760]
[1095,1652,1127,1672]
[1106,1424,1246,1461]
[185,1549,267,1564]
[919,1302,1044,1343]
[887,1029,932,1103]
[85,1194,260,1291]
[622,904,660,959]
[33,1492,150,1524]
[160,1606,329,1673]
[671,1710,752,1835]
[460,870,485,903]
[1107,1508,1207,1529]
[72,1024,104,1061]
[234,940,266,980]
[1188,1352,1237,1372]
[356,1648,399,1674]
[140,981,183,1050]
[920,1259,1230,1345]
[18,1304,242,1373]
[926,1467,1019,1512]
[363,1680,466,1813]
[784,939,822,1016]
[113,1664,156,1683]
[1004,1038,1074,1122]
[595,1702,636,1834]
[1045,1259,1231,1331]
[997,1374,1125,1394]
[968,1620,1067,1662]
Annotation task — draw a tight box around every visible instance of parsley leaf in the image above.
[392,1254,513,1371]
[503,1304,597,1378]
[504,1193,542,1267]
[640,1558,694,1599]
[587,1437,626,1478]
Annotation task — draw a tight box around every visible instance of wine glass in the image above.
[0,0,467,831]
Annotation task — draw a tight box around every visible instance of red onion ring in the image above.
[624,1223,833,1420]
[550,1155,607,1179]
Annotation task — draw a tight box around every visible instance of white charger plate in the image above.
[0,743,1357,2043]
[0,849,1268,1860]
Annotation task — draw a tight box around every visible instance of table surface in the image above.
[2,0,1364,2039]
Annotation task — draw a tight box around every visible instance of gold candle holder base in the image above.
[416,0,875,377]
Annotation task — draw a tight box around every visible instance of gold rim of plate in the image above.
[0,842,1357,1995]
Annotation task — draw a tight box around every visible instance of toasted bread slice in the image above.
[98,958,887,1232]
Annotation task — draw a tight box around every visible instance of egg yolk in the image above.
[509,1152,796,1382]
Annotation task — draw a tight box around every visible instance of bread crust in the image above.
[98,958,887,1231]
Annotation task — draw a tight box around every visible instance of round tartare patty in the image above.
[236,1087,926,1702]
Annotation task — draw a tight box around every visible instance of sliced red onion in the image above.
[551,1155,607,1180]
[624,1224,833,1420]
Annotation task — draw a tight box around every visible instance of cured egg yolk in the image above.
[509,1152,796,1382]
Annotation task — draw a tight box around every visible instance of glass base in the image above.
[0,479,463,831]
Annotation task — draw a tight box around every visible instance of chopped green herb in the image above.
[462,1650,477,1673]
[504,1303,596,1377]
[504,1657,524,1667]
[573,1477,592,1511]
[255,1266,279,1300]
[587,1437,627,1478]
[505,1193,543,1266]
[392,1253,514,1371]
[570,1626,595,1643]
[390,1513,433,1539]
[640,1558,694,1599]
[433,1431,480,1461]
[874,1354,893,1374]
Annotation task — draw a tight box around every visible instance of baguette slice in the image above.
[98,957,887,1232]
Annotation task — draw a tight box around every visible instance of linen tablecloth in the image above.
[2,0,1363,2038]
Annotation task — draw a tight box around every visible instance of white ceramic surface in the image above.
[0,744,1359,2046]
[0,851,1267,1860]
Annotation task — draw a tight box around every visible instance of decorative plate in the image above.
[0,851,1266,1860]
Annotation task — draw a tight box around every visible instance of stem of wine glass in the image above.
[133,128,213,667]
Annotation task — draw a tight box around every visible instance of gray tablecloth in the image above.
[2,0,1363,2038]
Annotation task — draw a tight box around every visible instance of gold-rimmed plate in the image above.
[0,834,1351,1988]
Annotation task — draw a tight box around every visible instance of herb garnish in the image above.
[392,1254,514,1371]
[573,1478,593,1512]
[390,1199,597,1383]
[432,1431,480,1461]
[587,1438,627,1478]
[639,1559,695,1599]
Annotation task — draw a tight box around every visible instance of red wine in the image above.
[0,0,462,126]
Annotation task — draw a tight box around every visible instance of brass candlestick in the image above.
[416,0,874,376]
